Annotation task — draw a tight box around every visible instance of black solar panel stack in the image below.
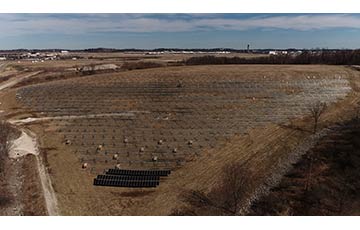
[106,169,171,177]
[93,168,171,188]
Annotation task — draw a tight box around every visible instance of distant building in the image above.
[269,50,288,55]
[269,51,277,55]
[26,52,40,58]
[0,57,6,61]
[289,51,303,56]
[61,50,69,54]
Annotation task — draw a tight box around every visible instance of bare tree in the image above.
[309,101,327,134]
[176,163,254,215]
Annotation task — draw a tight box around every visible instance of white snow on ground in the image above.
[8,111,151,125]
[1,70,59,215]
[83,64,119,71]
[240,128,331,214]
[7,128,59,215]
[8,130,39,159]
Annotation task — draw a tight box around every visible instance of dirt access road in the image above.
[7,129,59,215]
[0,68,58,215]
[0,71,41,91]
[0,63,6,70]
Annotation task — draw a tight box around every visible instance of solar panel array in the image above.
[107,168,171,176]
[94,168,171,188]
[15,67,352,175]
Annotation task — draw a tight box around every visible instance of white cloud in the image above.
[0,14,359,36]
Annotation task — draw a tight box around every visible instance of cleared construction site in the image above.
[1,52,360,215]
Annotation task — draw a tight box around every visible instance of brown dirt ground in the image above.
[0,154,47,216]
[1,64,360,215]
[249,116,360,216]
[10,52,267,72]
[20,155,48,215]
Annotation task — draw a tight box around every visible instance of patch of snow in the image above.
[8,111,149,125]
[8,130,39,159]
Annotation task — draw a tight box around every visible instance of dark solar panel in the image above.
[106,168,171,177]
[94,179,158,188]
[97,174,160,181]
[94,168,170,188]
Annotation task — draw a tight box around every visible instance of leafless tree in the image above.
[176,163,254,215]
[309,101,327,134]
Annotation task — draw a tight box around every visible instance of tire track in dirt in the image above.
[8,128,59,215]
[35,154,59,215]
[1,70,59,215]
[0,71,41,91]
[8,111,149,125]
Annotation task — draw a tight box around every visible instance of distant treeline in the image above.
[1,48,357,54]
[185,50,360,65]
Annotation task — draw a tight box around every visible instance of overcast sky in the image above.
[0,14,359,49]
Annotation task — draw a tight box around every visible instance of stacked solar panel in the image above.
[94,168,171,188]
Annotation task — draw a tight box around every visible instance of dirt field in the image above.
[9,52,268,71]
[249,117,360,215]
[1,61,360,215]
[0,153,47,216]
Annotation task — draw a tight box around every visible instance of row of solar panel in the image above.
[96,174,160,181]
[106,169,171,176]
[93,179,159,188]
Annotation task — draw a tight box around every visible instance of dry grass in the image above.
[0,155,48,216]
[20,155,48,216]
[249,116,360,216]
[2,64,360,215]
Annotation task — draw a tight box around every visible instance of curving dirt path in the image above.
[7,129,59,215]
[0,71,41,91]
[34,154,59,215]
[8,112,144,125]
[0,70,59,216]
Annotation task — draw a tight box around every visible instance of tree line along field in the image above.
[249,116,360,216]
[4,64,357,215]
